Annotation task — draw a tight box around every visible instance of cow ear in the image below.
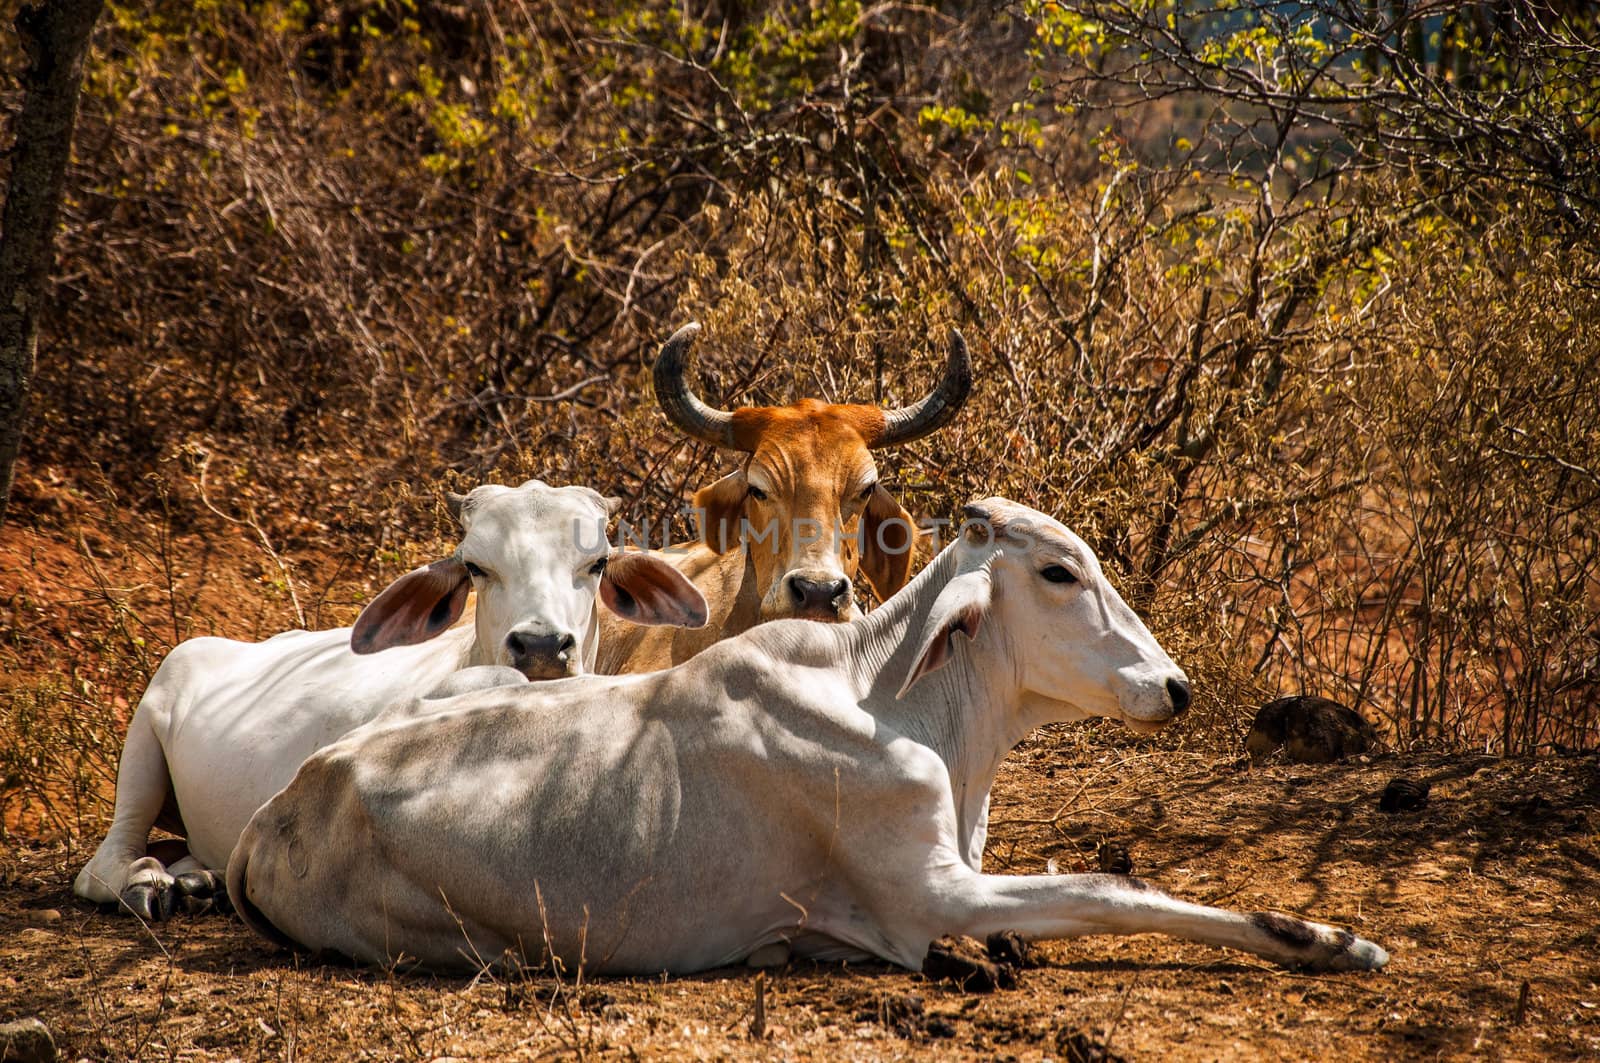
[350,558,471,654]
[600,552,710,628]
[859,485,917,600]
[896,567,991,698]
[692,470,748,554]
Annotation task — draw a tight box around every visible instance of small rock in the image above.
[1245,695,1378,764]
[923,934,1015,992]
[1378,777,1431,813]
[29,909,62,927]
[0,1017,57,1063]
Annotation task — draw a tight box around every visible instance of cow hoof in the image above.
[174,869,225,897]
[173,869,231,917]
[120,883,177,922]
[1330,935,1390,972]
[179,893,214,916]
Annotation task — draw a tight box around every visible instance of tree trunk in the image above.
[0,0,104,529]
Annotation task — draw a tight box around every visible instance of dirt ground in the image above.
[4,732,1597,1062]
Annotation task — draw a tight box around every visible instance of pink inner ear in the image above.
[350,558,470,653]
[897,591,989,699]
[602,553,710,628]
[951,600,984,641]
[922,605,983,676]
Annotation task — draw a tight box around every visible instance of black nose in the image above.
[505,629,576,674]
[789,576,850,611]
[1167,677,1191,715]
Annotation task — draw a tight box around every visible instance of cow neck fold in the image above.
[841,540,1030,868]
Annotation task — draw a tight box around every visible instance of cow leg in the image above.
[909,868,1388,973]
[73,712,181,920]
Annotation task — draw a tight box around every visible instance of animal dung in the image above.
[922,934,1019,992]
[851,992,953,1039]
[1097,839,1135,875]
[985,929,1036,969]
[1245,695,1379,764]
[1378,777,1431,813]
[1056,1027,1128,1063]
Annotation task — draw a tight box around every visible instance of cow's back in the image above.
[228,630,942,972]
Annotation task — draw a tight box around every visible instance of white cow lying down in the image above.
[228,497,1389,975]
[75,480,707,920]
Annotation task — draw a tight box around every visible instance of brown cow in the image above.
[598,322,971,673]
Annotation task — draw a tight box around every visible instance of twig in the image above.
[749,971,767,1041]
[194,449,305,628]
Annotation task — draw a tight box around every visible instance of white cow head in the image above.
[350,480,708,678]
[899,497,1190,732]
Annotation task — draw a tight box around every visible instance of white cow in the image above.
[75,480,708,920]
[227,497,1389,975]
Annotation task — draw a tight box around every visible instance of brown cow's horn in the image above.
[653,321,739,449]
[875,329,973,448]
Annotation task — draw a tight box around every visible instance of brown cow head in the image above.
[654,322,971,623]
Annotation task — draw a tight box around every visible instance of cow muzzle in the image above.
[1119,671,1192,734]
[504,625,579,680]
[774,570,854,622]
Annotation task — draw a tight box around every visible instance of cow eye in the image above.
[588,556,608,576]
[1041,565,1078,585]
[747,485,769,502]
[463,561,487,580]
[858,482,877,501]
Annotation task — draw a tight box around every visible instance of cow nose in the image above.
[788,576,850,612]
[1167,676,1191,715]
[505,628,577,677]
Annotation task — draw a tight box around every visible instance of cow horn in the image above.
[874,329,973,448]
[653,322,739,449]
